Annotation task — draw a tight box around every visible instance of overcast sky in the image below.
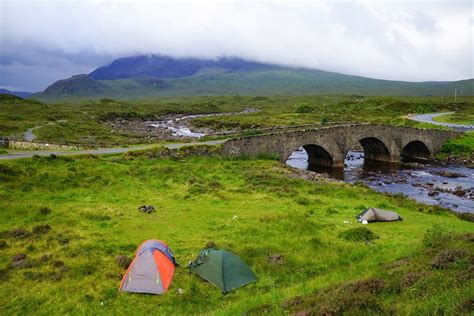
[0,0,472,91]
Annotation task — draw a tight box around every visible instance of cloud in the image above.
[0,0,472,91]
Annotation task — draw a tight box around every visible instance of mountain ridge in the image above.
[31,55,474,100]
[0,88,33,98]
[89,55,278,80]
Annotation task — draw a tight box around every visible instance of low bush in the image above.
[457,212,474,222]
[431,249,468,269]
[423,224,451,249]
[295,104,313,113]
[32,224,51,234]
[6,228,32,240]
[441,142,471,154]
[38,207,52,216]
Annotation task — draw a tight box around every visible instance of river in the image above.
[147,108,259,138]
[286,148,474,213]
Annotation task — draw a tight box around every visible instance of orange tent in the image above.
[119,239,178,294]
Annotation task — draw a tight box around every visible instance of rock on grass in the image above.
[138,205,155,214]
[338,227,378,242]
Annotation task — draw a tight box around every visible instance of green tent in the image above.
[188,248,257,293]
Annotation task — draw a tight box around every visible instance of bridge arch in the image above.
[357,137,392,163]
[302,144,333,167]
[401,140,431,161]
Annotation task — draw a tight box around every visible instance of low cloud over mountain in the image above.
[1,0,472,91]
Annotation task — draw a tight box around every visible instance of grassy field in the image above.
[1,94,473,146]
[434,110,474,126]
[0,151,473,315]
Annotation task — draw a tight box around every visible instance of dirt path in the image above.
[23,121,67,141]
[0,139,228,160]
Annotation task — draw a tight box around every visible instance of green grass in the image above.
[434,112,474,125]
[0,153,472,314]
[437,131,474,160]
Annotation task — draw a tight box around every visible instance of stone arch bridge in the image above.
[222,124,461,167]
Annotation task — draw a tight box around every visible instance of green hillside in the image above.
[31,69,474,101]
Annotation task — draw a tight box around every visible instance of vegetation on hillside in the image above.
[434,109,474,126]
[30,55,474,101]
[1,94,473,161]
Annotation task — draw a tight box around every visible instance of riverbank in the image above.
[0,153,472,314]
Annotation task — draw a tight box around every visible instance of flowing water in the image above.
[148,114,207,138]
[286,148,474,213]
[147,108,259,138]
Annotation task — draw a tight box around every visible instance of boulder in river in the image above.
[428,191,439,197]
[436,171,465,178]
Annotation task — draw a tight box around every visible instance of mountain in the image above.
[39,74,110,97]
[32,55,474,100]
[89,56,275,80]
[0,88,32,98]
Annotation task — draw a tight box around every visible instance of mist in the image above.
[1,0,472,91]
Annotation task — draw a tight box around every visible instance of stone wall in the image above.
[7,140,80,151]
[222,124,462,167]
[0,138,8,148]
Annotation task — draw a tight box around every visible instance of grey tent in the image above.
[356,208,402,223]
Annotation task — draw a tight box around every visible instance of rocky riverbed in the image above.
[287,149,474,213]
[105,108,259,140]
